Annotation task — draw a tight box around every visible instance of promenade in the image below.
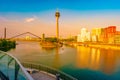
[66,42,120,50]
[22,62,77,80]
[30,71,56,80]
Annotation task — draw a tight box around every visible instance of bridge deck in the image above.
[30,71,56,80]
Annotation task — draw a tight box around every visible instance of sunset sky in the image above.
[0,0,120,38]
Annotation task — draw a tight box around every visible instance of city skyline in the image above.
[0,0,120,38]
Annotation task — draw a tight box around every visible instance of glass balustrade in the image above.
[0,51,33,80]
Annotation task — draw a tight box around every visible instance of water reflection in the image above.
[53,47,61,69]
[42,47,55,51]
[8,41,120,80]
[90,48,100,70]
[101,49,116,74]
[76,46,91,68]
[41,46,61,69]
[76,46,117,75]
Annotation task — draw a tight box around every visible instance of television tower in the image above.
[55,9,60,40]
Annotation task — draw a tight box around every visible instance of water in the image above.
[8,41,120,80]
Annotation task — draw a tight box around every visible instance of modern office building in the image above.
[101,26,116,43]
[77,28,91,42]
[114,31,120,44]
[91,28,104,42]
[91,26,117,43]
[77,26,120,44]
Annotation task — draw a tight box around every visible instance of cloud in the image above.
[25,18,35,23]
[0,17,8,22]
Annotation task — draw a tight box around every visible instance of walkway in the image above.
[30,71,56,80]
[23,62,77,80]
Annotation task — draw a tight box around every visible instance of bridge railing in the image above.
[0,51,33,80]
[22,62,77,80]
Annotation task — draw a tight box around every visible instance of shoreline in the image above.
[65,42,120,50]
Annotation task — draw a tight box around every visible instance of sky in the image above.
[0,0,120,38]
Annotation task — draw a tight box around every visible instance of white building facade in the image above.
[77,28,91,42]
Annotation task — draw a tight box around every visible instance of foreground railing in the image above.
[22,62,77,80]
[0,51,33,80]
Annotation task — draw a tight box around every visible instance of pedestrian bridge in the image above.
[0,51,33,80]
[8,32,41,41]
